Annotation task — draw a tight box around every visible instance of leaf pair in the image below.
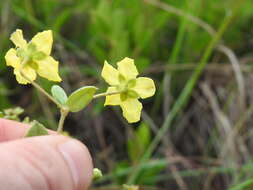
[51,85,97,112]
[24,85,97,137]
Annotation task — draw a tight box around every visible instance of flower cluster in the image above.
[101,57,155,123]
[5,29,61,84]
[5,29,156,124]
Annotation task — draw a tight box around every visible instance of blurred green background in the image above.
[1,0,253,189]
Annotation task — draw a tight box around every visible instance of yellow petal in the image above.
[104,87,121,106]
[133,77,156,99]
[117,57,138,80]
[31,30,53,55]
[10,29,27,48]
[120,98,142,123]
[14,66,36,84]
[36,56,62,82]
[5,48,21,68]
[101,61,119,86]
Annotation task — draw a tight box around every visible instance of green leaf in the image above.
[127,122,151,163]
[25,121,49,137]
[51,85,68,105]
[137,122,151,148]
[66,86,97,112]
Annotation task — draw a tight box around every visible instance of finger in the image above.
[0,135,93,190]
[0,118,55,142]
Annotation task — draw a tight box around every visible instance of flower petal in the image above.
[10,29,27,48]
[5,48,21,68]
[133,77,156,99]
[31,30,53,55]
[36,56,62,82]
[117,57,138,80]
[104,87,121,106]
[14,66,36,84]
[120,98,142,123]
[101,61,119,86]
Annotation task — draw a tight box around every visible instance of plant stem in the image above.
[19,59,69,133]
[93,91,122,99]
[19,59,62,108]
[57,108,69,133]
[20,71,62,108]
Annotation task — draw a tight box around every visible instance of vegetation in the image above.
[1,0,253,189]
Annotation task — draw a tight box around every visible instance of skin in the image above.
[0,118,93,190]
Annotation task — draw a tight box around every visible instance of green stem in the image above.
[93,91,122,99]
[57,108,69,133]
[20,71,62,108]
[19,59,68,133]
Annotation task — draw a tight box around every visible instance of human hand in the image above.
[0,118,93,190]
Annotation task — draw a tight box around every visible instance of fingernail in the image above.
[58,140,91,188]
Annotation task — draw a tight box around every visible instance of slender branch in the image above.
[57,109,69,133]
[19,59,69,133]
[19,58,62,108]
[93,91,122,99]
[20,70,62,108]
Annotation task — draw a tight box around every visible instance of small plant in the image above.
[3,29,156,184]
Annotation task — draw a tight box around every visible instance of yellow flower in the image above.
[5,29,61,84]
[102,57,155,123]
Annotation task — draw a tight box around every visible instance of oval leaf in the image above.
[25,121,49,137]
[51,85,68,105]
[66,86,97,112]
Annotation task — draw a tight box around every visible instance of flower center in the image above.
[16,42,46,69]
[116,74,139,101]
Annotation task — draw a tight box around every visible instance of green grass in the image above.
[1,0,253,189]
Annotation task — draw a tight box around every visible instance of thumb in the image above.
[0,135,93,190]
